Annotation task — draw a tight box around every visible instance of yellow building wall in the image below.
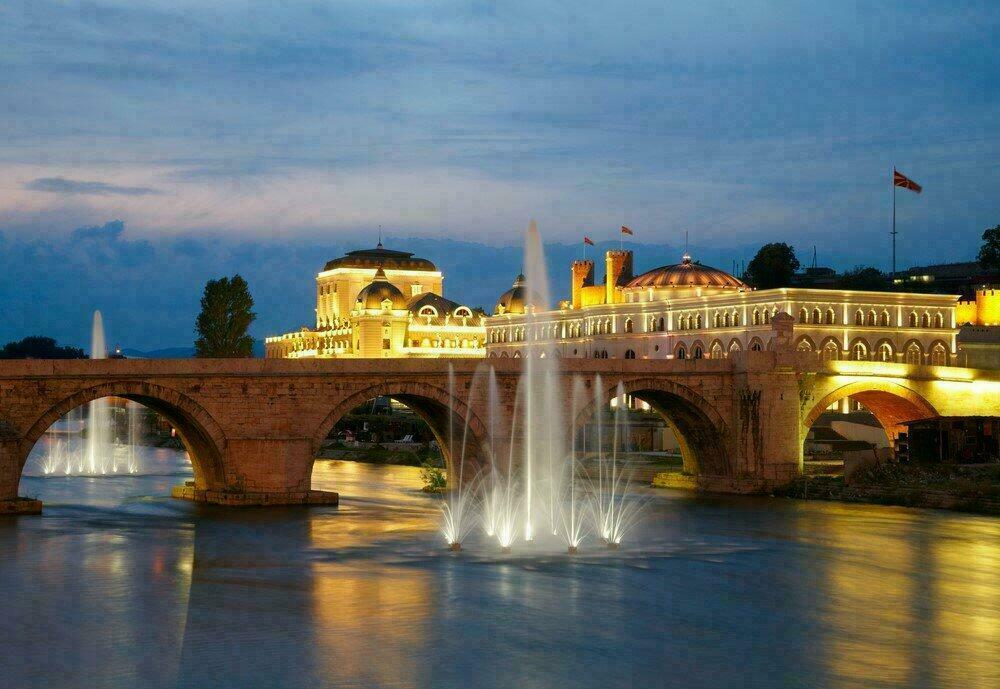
[956,299,977,325]
[317,269,443,326]
[977,289,1000,326]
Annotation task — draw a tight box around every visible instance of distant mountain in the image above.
[121,340,266,359]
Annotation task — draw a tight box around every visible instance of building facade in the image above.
[485,249,965,367]
[265,243,486,359]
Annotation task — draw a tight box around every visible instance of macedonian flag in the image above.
[893,168,922,194]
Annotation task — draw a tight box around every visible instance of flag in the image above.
[893,169,922,194]
[583,236,595,246]
[621,226,633,235]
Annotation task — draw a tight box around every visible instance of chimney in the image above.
[571,260,595,309]
[605,250,633,304]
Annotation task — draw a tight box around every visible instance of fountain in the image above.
[436,221,649,555]
[33,311,143,476]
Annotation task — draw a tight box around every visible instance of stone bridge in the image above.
[1,350,997,513]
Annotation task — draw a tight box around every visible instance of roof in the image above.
[625,254,747,290]
[408,293,480,323]
[355,267,407,309]
[323,242,437,272]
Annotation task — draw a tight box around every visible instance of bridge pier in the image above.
[0,439,42,514]
[171,437,338,507]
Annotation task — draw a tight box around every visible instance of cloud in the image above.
[70,220,126,241]
[24,177,161,197]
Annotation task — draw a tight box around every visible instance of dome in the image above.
[356,267,407,310]
[324,241,437,272]
[625,254,747,290]
[494,274,531,315]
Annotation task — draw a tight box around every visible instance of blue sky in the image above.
[1,1,998,350]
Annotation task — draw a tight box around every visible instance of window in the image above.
[714,313,721,328]
[930,345,947,366]
[753,310,761,325]
[855,310,864,326]
[733,313,740,327]
[934,313,943,328]
[908,312,917,327]
[812,309,821,324]
[724,313,732,327]
[411,284,423,296]
[764,311,771,325]
[877,343,893,361]
[851,342,868,361]
[750,340,763,352]
[921,313,930,328]
[711,342,723,358]
[822,342,839,361]
[696,314,703,329]
[659,316,665,331]
[693,346,703,359]
[677,347,686,360]
[624,318,634,333]
[905,344,922,365]
[825,309,835,325]
[624,349,636,359]
[867,311,876,326]
[879,312,890,327]
[798,308,808,323]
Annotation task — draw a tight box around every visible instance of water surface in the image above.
[2,453,998,689]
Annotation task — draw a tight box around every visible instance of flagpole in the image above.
[891,166,897,286]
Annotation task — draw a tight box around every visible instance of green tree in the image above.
[744,243,800,289]
[978,225,1000,270]
[0,336,86,359]
[837,266,888,291]
[194,275,257,357]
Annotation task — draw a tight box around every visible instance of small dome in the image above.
[494,274,533,315]
[356,267,407,310]
[625,254,747,290]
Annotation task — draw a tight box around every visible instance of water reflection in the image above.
[0,456,997,689]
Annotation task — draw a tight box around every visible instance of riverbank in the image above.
[773,463,1000,515]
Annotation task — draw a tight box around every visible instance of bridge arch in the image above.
[803,380,939,444]
[22,380,228,490]
[573,377,730,476]
[310,381,490,477]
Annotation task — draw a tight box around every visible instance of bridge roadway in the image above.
[1,347,996,514]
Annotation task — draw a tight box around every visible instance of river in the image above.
[1,450,997,689]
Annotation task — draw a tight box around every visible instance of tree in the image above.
[194,275,257,357]
[744,243,800,289]
[978,225,1000,270]
[0,336,86,359]
[837,266,888,291]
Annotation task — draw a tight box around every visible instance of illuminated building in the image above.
[486,248,967,366]
[265,243,486,359]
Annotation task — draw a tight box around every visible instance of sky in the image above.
[1,1,998,350]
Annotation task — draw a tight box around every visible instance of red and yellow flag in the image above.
[620,225,633,235]
[583,236,595,246]
[893,168,922,194]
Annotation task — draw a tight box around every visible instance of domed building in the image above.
[265,242,486,359]
[486,246,959,366]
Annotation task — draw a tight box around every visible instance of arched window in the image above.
[798,308,808,323]
[732,312,740,327]
[753,310,761,325]
[855,310,864,326]
[921,313,930,328]
[693,346,703,359]
[624,349,636,359]
[677,346,686,360]
[866,311,876,326]
[879,311,890,327]
[908,312,917,327]
[624,318,633,333]
[905,343,922,365]
[851,341,868,361]
[696,314,703,329]
[877,342,893,362]
[711,342,723,358]
[658,316,665,331]
[825,309,835,325]
[714,313,721,328]
[822,341,840,361]
[750,339,763,352]
[934,313,943,328]
[930,344,948,366]
[764,311,771,325]
[812,308,821,324]
[796,339,814,352]
[724,313,732,327]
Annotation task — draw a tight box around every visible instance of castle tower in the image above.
[571,260,595,309]
[604,250,633,305]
